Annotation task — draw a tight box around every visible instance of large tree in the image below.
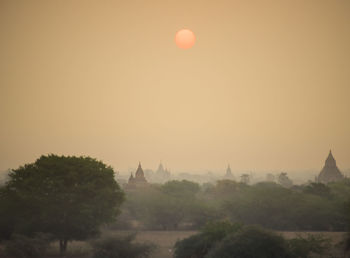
[4,155,124,255]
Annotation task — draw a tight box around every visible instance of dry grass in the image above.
[48,231,196,258]
[47,230,196,258]
[132,231,197,258]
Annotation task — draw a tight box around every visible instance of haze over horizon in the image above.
[1,0,349,173]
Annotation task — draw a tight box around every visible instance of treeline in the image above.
[114,179,350,231]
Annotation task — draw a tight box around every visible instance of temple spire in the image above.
[317,150,344,183]
[225,164,233,178]
[325,150,336,167]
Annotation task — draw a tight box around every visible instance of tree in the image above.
[206,226,291,258]
[3,233,51,258]
[91,234,155,258]
[0,186,16,241]
[278,172,293,188]
[266,173,275,182]
[345,199,350,256]
[210,180,240,196]
[4,155,124,255]
[303,183,331,199]
[175,223,331,258]
[161,180,200,199]
[240,174,250,184]
[174,221,242,258]
[287,234,331,258]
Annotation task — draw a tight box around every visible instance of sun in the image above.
[175,29,196,49]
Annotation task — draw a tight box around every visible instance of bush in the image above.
[4,234,51,258]
[174,221,242,258]
[205,226,291,258]
[90,234,155,258]
[174,222,332,258]
[288,234,331,258]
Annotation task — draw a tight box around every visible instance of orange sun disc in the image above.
[175,29,196,49]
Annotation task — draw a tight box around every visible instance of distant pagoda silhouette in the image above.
[224,164,234,179]
[155,161,170,183]
[127,162,148,188]
[317,150,344,184]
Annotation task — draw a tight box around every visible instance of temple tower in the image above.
[126,162,148,189]
[317,150,344,184]
[224,164,234,179]
[134,162,148,184]
[155,161,171,183]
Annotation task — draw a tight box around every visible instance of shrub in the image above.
[90,234,155,258]
[205,226,291,258]
[288,234,331,258]
[175,222,332,258]
[4,234,51,258]
[174,221,242,258]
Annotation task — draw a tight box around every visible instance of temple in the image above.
[155,162,171,183]
[127,162,148,188]
[224,164,234,179]
[317,150,344,184]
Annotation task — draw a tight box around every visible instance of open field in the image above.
[119,230,197,258]
[49,230,346,258]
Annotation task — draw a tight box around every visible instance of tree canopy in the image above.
[174,222,330,258]
[3,155,124,254]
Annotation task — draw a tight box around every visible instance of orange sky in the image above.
[1,0,349,173]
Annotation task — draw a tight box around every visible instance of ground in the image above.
[57,230,347,258]
[2,231,347,258]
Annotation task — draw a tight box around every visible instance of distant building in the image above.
[224,164,234,180]
[317,150,344,184]
[126,162,148,189]
[155,162,171,183]
[240,174,250,184]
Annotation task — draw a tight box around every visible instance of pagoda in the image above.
[155,162,171,183]
[127,162,148,188]
[317,150,344,184]
[224,164,234,179]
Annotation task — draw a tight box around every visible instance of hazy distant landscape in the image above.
[1,154,350,257]
[1,0,350,257]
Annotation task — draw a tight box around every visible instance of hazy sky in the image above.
[1,0,349,173]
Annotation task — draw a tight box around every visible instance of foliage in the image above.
[240,174,250,184]
[161,180,200,198]
[345,199,350,254]
[205,226,291,258]
[222,182,299,230]
[303,183,331,199]
[90,234,155,258]
[0,186,15,241]
[207,180,242,196]
[3,155,124,254]
[278,172,293,188]
[287,234,331,258]
[4,234,51,258]
[174,221,242,258]
[120,181,205,230]
[116,179,350,232]
[222,181,348,231]
[175,223,332,258]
